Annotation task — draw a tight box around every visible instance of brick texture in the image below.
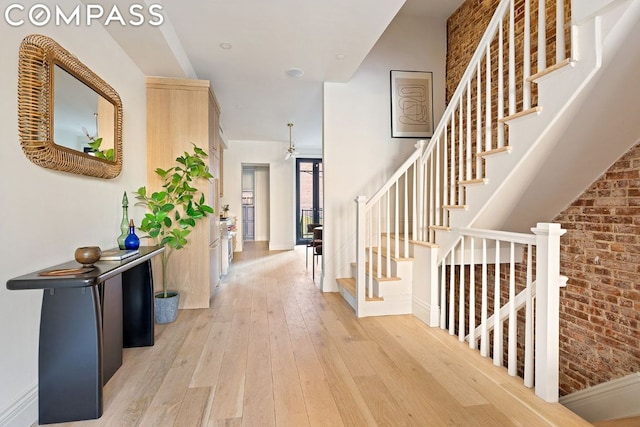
[554,146,640,395]
[446,0,571,104]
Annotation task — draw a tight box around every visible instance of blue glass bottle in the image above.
[124,219,140,250]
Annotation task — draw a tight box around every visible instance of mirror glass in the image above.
[17,34,122,179]
[54,66,116,159]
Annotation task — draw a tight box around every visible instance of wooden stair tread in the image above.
[367,247,413,262]
[443,204,468,210]
[379,233,439,248]
[429,225,451,232]
[336,277,384,301]
[477,146,511,158]
[350,262,403,282]
[458,178,487,186]
[527,58,574,82]
[498,106,542,123]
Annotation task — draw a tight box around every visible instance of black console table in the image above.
[6,246,164,425]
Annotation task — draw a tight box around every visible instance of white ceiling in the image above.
[105,0,463,149]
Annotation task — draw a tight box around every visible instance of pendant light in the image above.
[285,122,298,160]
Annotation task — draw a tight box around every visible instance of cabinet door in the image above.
[209,240,221,296]
[147,77,215,309]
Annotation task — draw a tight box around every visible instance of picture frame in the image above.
[390,70,434,138]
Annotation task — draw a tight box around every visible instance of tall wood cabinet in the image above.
[146,77,222,309]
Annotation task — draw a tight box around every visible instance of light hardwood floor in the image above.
[49,242,593,426]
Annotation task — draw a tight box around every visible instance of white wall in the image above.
[0,11,147,426]
[221,140,295,251]
[322,13,447,291]
[571,0,617,22]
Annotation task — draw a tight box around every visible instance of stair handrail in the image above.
[419,0,512,165]
[364,0,513,211]
[364,140,425,208]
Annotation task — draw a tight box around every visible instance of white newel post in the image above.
[355,196,367,317]
[532,222,566,402]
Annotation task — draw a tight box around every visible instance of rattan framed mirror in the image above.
[18,34,122,179]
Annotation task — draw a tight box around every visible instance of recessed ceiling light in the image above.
[336,54,346,60]
[219,42,232,50]
[286,68,304,78]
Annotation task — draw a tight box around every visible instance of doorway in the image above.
[242,165,270,242]
[296,158,323,245]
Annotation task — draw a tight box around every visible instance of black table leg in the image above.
[122,260,155,347]
[39,286,103,424]
[101,275,123,383]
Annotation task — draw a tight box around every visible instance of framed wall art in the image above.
[390,70,434,138]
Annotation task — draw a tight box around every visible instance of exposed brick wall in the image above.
[446,0,639,395]
[554,145,640,395]
[446,0,571,103]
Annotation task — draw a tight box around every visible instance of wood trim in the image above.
[443,204,468,210]
[527,58,574,83]
[477,146,512,158]
[459,178,487,186]
[498,107,542,123]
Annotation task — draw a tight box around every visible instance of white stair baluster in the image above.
[493,240,502,366]
[508,241,517,376]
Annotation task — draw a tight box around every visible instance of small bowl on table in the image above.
[74,246,102,267]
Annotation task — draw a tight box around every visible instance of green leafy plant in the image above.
[134,144,214,297]
[87,137,115,161]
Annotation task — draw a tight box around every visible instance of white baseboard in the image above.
[411,296,440,327]
[560,373,640,422]
[0,386,37,427]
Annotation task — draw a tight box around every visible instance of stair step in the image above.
[477,146,512,158]
[458,178,487,186]
[443,204,468,210]
[350,262,401,282]
[336,277,384,301]
[380,233,439,248]
[429,225,451,232]
[498,106,542,123]
[527,58,574,82]
[367,247,413,262]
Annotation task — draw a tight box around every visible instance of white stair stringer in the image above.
[434,2,640,260]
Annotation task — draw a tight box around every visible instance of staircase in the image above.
[336,0,640,404]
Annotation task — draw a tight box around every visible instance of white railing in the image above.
[440,223,566,402]
[417,0,568,242]
[354,141,424,305]
[351,0,571,404]
[354,0,569,300]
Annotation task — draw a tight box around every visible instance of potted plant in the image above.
[134,144,214,323]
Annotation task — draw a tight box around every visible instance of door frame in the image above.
[295,158,322,245]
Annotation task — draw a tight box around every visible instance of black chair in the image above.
[306,223,322,268]
[312,226,322,281]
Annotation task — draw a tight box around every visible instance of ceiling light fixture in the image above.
[286,68,304,78]
[219,42,233,50]
[284,123,299,160]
